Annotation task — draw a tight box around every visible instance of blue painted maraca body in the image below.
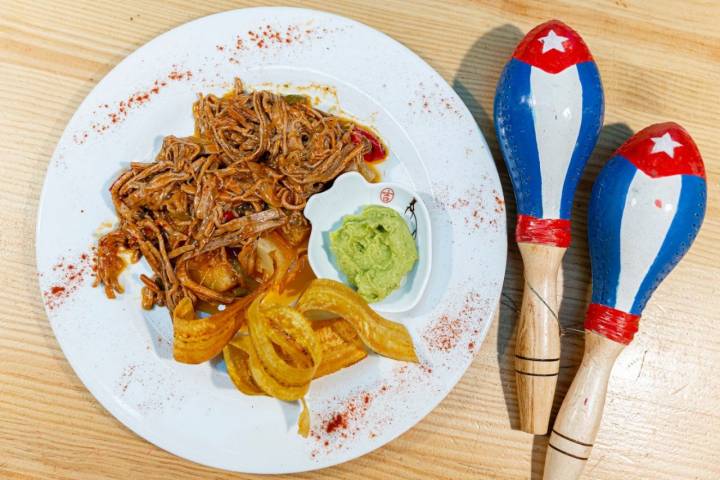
[494,20,604,234]
[495,59,603,221]
[588,123,706,317]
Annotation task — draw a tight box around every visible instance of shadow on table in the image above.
[453,20,524,432]
[452,22,634,480]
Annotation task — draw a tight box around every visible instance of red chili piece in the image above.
[222,210,236,222]
[350,127,387,163]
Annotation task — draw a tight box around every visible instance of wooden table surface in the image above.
[2,0,719,478]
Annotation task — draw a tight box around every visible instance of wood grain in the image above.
[1,0,719,478]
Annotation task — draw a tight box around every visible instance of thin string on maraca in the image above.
[526,281,562,334]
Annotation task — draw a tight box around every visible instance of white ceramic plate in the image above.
[36,7,506,474]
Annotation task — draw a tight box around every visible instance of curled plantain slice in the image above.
[297,279,418,362]
[172,292,257,364]
[298,398,310,438]
[329,317,366,348]
[223,333,264,396]
[225,294,322,401]
[312,318,368,378]
[247,298,322,387]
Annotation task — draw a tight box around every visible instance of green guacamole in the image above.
[330,205,418,302]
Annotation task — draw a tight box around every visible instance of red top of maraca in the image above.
[512,20,593,74]
[615,122,705,179]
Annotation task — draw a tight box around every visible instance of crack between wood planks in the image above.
[586,455,607,476]
[636,350,648,381]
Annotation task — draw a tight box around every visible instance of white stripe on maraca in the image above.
[615,171,682,312]
[530,65,583,218]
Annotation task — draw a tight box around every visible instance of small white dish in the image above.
[304,172,432,313]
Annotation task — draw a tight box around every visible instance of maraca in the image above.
[543,123,707,479]
[494,20,604,434]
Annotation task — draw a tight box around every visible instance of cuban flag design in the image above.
[586,123,706,344]
[494,20,604,247]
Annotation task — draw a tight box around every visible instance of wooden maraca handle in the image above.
[515,242,565,434]
[543,331,625,479]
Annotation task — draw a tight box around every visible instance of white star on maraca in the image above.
[538,30,568,53]
[650,132,683,158]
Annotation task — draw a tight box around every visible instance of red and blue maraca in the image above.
[494,20,604,433]
[544,123,707,479]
